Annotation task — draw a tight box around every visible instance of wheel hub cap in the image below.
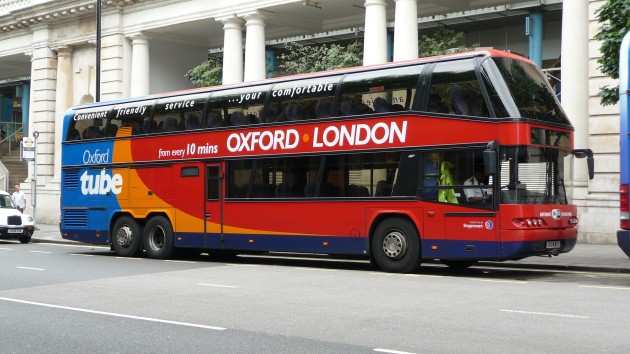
[382,231,407,259]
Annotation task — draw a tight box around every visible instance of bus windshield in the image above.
[487,57,570,124]
[500,146,571,205]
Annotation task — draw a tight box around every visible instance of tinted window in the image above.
[265,77,340,123]
[337,66,422,116]
[428,59,489,117]
[207,86,269,128]
[491,57,571,125]
[226,151,406,199]
[67,108,111,140]
[154,94,207,133]
[110,102,155,136]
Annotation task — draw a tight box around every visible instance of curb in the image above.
[28,236,630,274]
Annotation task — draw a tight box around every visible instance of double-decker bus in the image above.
[618,32,630,258]
[60,49,594,273]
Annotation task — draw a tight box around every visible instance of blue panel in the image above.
[617,231,630,258]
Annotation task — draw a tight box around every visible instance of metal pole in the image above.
[96,0,101,102]
[31,135,37,224]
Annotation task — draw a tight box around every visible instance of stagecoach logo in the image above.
[539,209,572,219]
[485,220,494,230]
[552,209,562,220]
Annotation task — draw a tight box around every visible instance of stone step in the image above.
[0,140,29,190]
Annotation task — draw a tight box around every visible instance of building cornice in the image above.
[0,0,145,33]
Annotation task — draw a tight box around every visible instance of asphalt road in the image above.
[2,241,630,353]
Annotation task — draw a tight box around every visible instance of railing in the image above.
[0,161,8,192]
[0,122,23,155]
[542,67,561,99]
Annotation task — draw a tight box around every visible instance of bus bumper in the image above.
[500,228,577,259]
[617,230,630,258]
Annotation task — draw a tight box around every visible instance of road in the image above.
[1,240,630,353]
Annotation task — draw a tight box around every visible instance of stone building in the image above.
[0,0,618,243]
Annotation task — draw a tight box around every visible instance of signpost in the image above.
[21,131,38,223]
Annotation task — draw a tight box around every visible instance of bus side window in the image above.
[428,59,489,117]
[266,77,339,123]
[336,65,423,117]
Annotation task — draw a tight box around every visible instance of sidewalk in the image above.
[31,223,630,273]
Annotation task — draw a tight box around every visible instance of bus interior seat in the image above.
[373,97,391,113]
[229,111,248,126]
[315,100,332,118]
[206,110,225,128]
[103,124,118,137]
[375,180,392,196]
[427,93,449,113]
[163,117,180,132]
[245,114,259,124]
[83,125,102,139]
[285,103,303,121]
[185,115,201,130]
[275,183,290,198]
[67,129,81,140]
[142,119,157,134]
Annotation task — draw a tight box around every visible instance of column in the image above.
[129,33,150,97]
[53,46,73,182]
[393,0,418,61]
[363,0,388,65]
[527,12,543,67]
[561,0,589,188]
[219,16,244,85]
[244,11,267,82]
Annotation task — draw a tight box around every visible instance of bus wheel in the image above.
[441,260,478,270]
[112,216,143,257]
[372,217,421,273]
[143,216,174,259]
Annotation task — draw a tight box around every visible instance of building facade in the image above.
[0,0,618,244]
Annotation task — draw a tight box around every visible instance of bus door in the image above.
[204,163,223,248]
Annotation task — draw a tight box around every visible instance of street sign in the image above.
[21,136,35,161]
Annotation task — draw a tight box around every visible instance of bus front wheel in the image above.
[143,216,174,260]
[371,217,421,273]
[111,216,143,257]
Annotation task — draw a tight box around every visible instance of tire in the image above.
[143,216,174,259]
[441,259,478,270]
[371,217,421,273]
[19,235,31,244]
[111,216,143,257]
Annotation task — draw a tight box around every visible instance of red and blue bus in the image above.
[618,32,630,259]
[60,49,593,272]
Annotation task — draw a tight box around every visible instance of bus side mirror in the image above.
[573,148,595,180]
[483,141,498,176]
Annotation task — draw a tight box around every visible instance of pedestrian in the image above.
[11,184,26,213]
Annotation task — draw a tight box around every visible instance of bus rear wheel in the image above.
[143,216,174,259]
[371,217,421,273]
[111,216,143,257]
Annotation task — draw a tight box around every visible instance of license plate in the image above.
[7,229,23,234]
[546,240,561,249]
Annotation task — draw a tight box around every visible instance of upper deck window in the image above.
[265,76,340,123]
[110,101,155,137]
[337,66,422,116]
[207,85,269,128]
[67,107,112,141]
[427,59,489,117]
[153,93,207,133]
[490,57,571,125]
